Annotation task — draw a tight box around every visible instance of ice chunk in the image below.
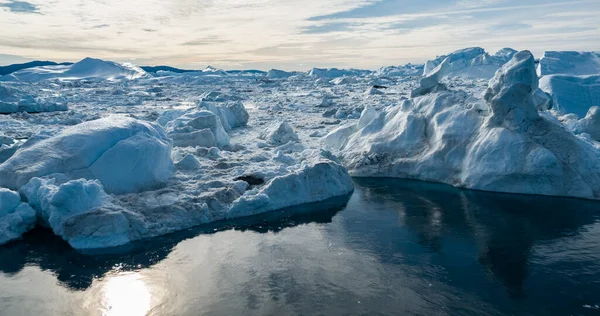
[259,122,299,146]
[0,116,173,194]
[20,178,147,249]
[0,188,37,245]
[199,101,249,131]
[569,106,600,141]
[227,158,353,219]
[175,154,202,170]
[166,109,230,148]
[365,86,384,95]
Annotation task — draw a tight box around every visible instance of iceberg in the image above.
[0,116,173,194]
[423,47,517,79]
[0,57,149,82]
[326,51,600,200]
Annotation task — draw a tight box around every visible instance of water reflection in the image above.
[1,179,600,315]
[0,194,350,291]
[351,178,600,305]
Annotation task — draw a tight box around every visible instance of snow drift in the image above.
[0,116,173,194]
[0,57,149,82]
[326,51,600,200]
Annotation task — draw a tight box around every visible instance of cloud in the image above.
[181,36,229,46]
[0,0,598,70]
[0,0,39,14]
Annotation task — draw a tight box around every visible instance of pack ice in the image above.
[326,51,600,200]
[0,83,68,113]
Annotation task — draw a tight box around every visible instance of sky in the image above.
[0,0,599,70]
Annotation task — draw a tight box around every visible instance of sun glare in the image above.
[101,273,152,316]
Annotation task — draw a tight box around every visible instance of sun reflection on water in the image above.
[101,273,151,316]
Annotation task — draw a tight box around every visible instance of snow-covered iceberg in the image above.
[326,51,600,200]
[423,47,517,79]
[0,116,173,194]
[0,57,149,82]
[538,51,600,76]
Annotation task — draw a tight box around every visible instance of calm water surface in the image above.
[1,178,600,316]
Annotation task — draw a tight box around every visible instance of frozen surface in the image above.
[0,57,149,82]
[327,51,600,200]
[538,51,600,76]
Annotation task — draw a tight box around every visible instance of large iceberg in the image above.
[0,57,149,82]
[14,149,353,249]
[326,51,600,200]
[0,116,173,194]
[423,47,517,79]
[538,51,600,76]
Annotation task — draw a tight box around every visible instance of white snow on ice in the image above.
[1,48,599,249]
